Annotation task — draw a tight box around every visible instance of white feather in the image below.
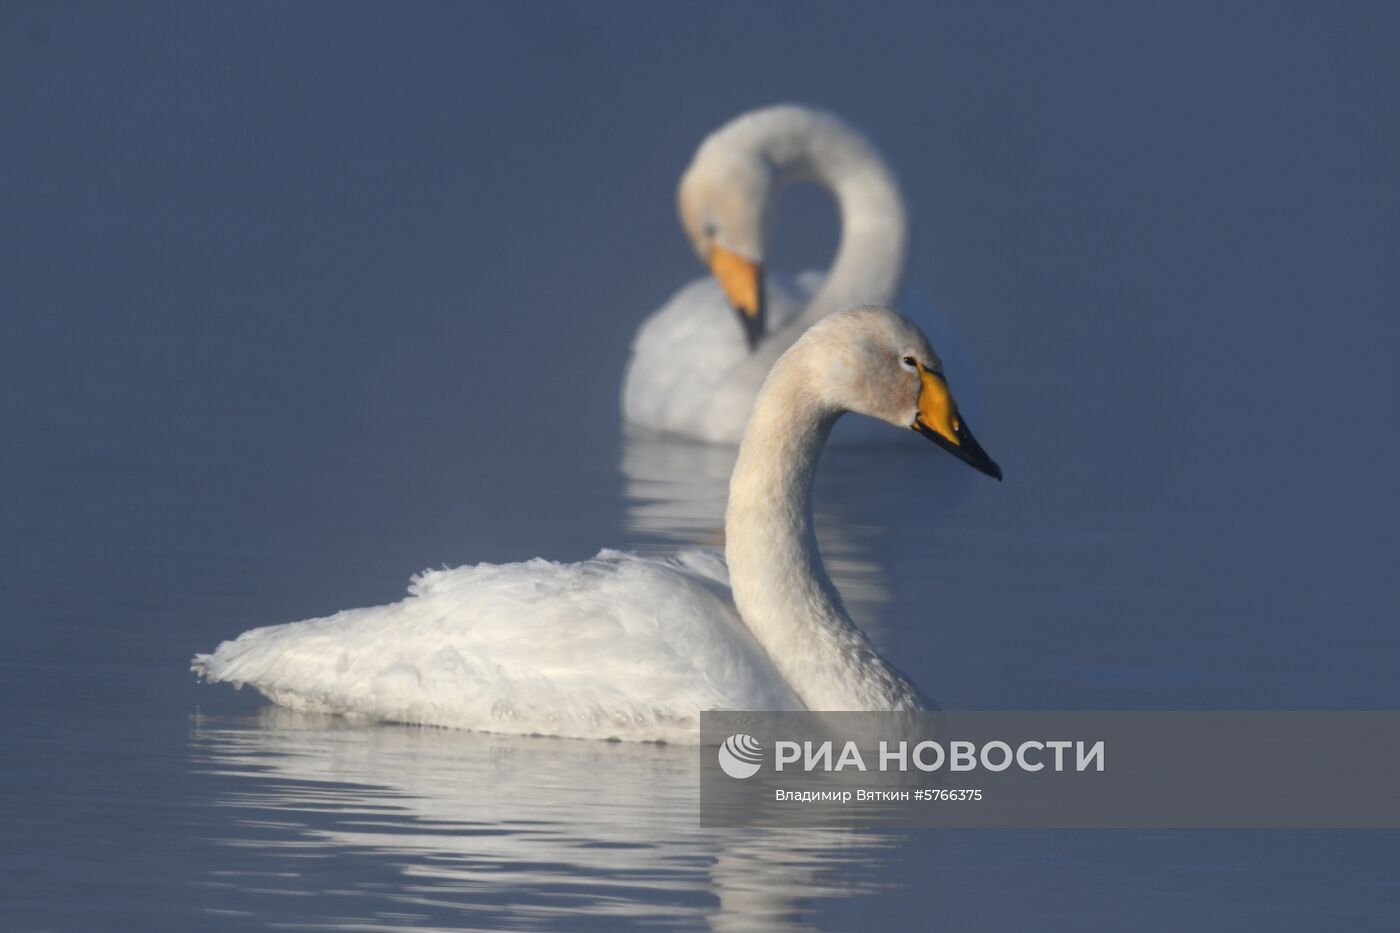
[195,308,971,742]
[194,549,799,744]
[621,105,912,443]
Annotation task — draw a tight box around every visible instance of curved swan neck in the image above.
[727,361,832,557]
[724,348,921,711]
[799,133,908,329]
[742,107,909,327]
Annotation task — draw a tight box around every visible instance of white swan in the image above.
[622,104,912,443]
[193,307,1001,743]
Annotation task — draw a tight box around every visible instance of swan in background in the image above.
[193,307,1001,742]
[623,104,955,444]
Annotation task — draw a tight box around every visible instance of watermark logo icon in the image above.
[718,733,763,779]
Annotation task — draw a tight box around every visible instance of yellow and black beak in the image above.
[912,366,1002,480]
[709,246,766,350]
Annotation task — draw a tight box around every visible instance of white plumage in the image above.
[622,271,819,442]
[622,105,912,443]
[194,549,796,744]
[195,307,1001,742]
[624,271,977,446]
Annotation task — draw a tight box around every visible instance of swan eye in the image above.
[901,356,918,369]
[703,221,719,239]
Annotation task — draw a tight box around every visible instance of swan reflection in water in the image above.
[191,710,905,931]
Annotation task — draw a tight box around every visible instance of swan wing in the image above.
[192,549,798,742]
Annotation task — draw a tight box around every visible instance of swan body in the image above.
[193,550,798,743]
[194,307,1001,742]
[623,269,819,442]
[622,105,911,443]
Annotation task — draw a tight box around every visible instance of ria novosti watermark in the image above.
[754,735,1105,775]
[701,711,1400,828]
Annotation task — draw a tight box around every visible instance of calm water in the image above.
[4,3,1399,930]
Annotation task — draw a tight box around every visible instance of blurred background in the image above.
[2,2,1398,930]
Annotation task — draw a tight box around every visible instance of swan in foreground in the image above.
[194,307,1001,743]
[622,105,916,443]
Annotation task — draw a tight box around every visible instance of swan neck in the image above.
[728,369,832,552]
[780,122,908,327]
[724,354,919,711]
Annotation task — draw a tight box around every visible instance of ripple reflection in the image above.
[191,710,905,931]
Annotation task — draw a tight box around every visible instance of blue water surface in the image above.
[3,2,1398,929]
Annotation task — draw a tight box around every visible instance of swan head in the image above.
[677,146,773,350]
[801,306,1002,480]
